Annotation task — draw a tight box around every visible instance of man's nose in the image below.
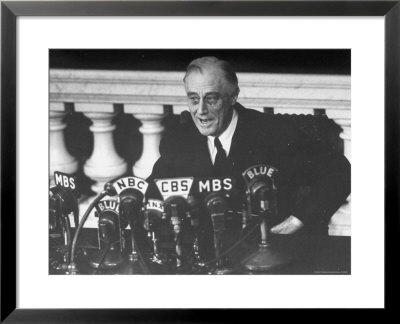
[198,98,208,114]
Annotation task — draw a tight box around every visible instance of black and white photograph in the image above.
[48,49,351,275]
[2,1,395,318]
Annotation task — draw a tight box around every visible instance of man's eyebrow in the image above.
[186,91,220,97]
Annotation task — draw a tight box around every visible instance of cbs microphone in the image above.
[164,196,189,269]
[155,177,194,270]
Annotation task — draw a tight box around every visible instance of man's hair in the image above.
[183,56,239,96]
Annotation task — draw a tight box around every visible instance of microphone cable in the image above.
[132,234,151,274]
[70,190,108,266]
[93,242,111,275]
[61,216,72,263]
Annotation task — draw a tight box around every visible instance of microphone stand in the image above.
[170,204,184,270]
[242,189,292,272]
[144,209,165,265]
[119,207,147,275]
[191,227,205,269]
[206,194,233,275]
[186,195,206,270]
[120,227,145,274]
[210,220,233,275]
[49,187,79,273]
[89,214,124,271]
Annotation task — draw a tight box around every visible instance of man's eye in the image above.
[188,97,200,105]
[205,95,219,105]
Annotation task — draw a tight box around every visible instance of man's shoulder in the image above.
[235,104,289,135]
[160,115,199,151]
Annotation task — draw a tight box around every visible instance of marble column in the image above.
[49,103,78,186]
[124,105,167,180]
[75,103,127,195]
[327,110,351,236]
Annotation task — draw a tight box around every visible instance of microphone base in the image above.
[209,267,234,275]
[192,260,207,269]
[66,262,79,275]
[149,252,168,265]
[88,248,124,270]
[242,243,292,272]
[118,254,144,274]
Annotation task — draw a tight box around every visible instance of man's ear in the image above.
[231,88,240,105]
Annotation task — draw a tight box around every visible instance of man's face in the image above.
[184,69,234,137]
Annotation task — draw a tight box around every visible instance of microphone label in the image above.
[242,164,278,184]
[112,177,149,195]
[95,199,119,214]
[196,177,234,194]
[154,177,194,200]
[54,171,77,192]
[146,199,164,212]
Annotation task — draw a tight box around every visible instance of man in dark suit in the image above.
[147,56,351,235]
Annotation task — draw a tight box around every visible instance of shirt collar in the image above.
[208,108,238,153]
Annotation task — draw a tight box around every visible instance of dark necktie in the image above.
[213,137,228,176]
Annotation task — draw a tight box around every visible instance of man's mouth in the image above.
[198,118,213,126]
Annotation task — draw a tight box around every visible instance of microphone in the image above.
[68,176,148,275]
[187,195,201,227]
[68,179,117,274]
[113,177,149,274]
[164,195,189,269]
[241,165,291,272]
[51,171,80,227]
[204,192,232,274]
[205,193,228,233]
[119,188,143,229]
[249,178,274,214]
[144,199,165,232]
[89,209,124,270]
[49,184,79,273]
[154,177,194,270]
[187,195,206,268]
[49,185,79,229]
[144,199,165,265]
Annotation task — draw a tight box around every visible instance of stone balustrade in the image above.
[49,69,351,235]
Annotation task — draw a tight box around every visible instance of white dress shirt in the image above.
[207,108,238,164]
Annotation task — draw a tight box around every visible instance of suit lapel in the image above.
[191,129,213,177]
[229,104,276,173]
[228,104,258,168]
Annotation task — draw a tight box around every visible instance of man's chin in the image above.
[195,123,216,136]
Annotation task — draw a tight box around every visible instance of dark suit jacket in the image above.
[147,103,351,234]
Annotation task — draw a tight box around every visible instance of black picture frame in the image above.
[1,0,398,321]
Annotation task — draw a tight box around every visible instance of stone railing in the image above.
[49,69,351,235]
